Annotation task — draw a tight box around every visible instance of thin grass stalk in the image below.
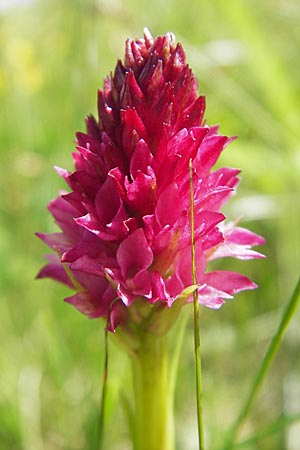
[189,158,205,450]
[222,275,300,450]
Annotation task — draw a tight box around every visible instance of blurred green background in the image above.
[0,0,299,449]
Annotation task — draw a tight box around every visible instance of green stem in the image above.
[222,275,300,450]
[169,306,190,397]
[131,331,174,450]
[98,328,109,450]
[189,159,205,450]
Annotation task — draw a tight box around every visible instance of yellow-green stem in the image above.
[131,331,174,450]
[98,329,109,450]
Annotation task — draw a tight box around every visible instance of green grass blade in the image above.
[222,275,300,450]
[232,412,300,448]
[189,158,205,450]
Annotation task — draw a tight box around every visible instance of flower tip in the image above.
[229,135,238,142]
[250,281,259,290]
[105,321,116,333]
[257,235,267,246]
[35,270,43,280]
[54,165,69,179]
[166,31,176,45]
[143,27,154,44]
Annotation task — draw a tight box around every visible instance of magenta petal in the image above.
[61,192,88,215]
[37,254,74,288]
[151,225,174,257]
[65,292,98,317]
[54,165,71,181]
[106,301,128,332]
[130,139,154,178]
[204,271,258,295]
[175,241,207,287]
[197,134,234,173]
[125,169,156,215]
[85,114,102,141]
[62,235,111,263]
[151,271,170,303]
[180,95,206,128]
[95,177,127,226]
[202,227,224,251]
[194,211,225,237]
[212,167,241,188]
[129,270,152,297]
[165,272,184,299]
[227,226,266,246]
[36,232,72,254]
[69,255,103,276]
[197,284,231,309]
[48,196,81,240]
[195,168,240,210]
[143,214,156,243]
[65,275,115,316]
[121,70,145,113]
[117,228,153,279]
[116,285,136,306]
[209,241,265,261]
[76,212,130,241]
[155,154,181,192]
[121,107,148,158]
[156,183,184,227]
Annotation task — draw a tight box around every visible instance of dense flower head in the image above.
[37,29,264,333]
